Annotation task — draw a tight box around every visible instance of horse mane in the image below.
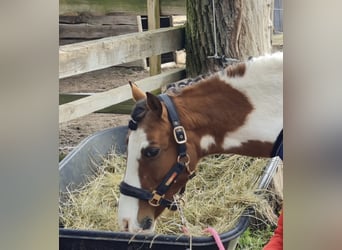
[164,60,250,95]
[164,73,211,95]
[225,62,246,78]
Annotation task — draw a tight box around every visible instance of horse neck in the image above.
[172,57,283,159]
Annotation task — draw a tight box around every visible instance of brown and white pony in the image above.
[118,52,283,233]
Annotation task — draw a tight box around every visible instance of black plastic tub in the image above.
[59,126,280,250]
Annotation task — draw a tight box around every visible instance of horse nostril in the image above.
[140,217,153,230]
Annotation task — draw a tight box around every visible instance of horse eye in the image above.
[142,147,160,158]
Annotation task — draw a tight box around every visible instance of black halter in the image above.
[120,94,194,211]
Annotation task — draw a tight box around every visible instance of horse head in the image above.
[118,82,195,233]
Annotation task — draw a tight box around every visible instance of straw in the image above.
[59,153,282,236]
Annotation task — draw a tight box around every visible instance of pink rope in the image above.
[182,225,189,235]
[203,227,226,250]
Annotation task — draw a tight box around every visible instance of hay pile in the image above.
[59,153,282,236]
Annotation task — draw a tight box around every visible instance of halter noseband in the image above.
[119,94,194,211]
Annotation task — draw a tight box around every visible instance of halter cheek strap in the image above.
[158,94,187,158]
[120,94,194,210]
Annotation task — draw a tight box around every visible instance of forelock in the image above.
[131,99,147,123]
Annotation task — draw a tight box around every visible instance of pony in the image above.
[118,52,283,233]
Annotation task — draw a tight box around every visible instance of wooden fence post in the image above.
[147,0,161,76]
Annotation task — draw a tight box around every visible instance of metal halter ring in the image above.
[177,153,190,166]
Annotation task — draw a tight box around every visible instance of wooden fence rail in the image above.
[59,0,186,16]
[59,26,185,79]
[59,68,186,123]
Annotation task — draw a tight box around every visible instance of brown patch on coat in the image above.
[226,63,246,78]
[174,75,253,135]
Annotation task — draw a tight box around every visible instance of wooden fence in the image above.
[59,14,142,45]
[59,26,184,79]
[59,25,186,123]
[59,68,185,123]
[59,0,186,16]
[59,0,187,123]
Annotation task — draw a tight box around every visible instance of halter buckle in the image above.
[149,191,164,207]
[173,126,187,144]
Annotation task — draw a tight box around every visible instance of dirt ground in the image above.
[59,66,151,156]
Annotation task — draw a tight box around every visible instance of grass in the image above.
[236,226,275,250]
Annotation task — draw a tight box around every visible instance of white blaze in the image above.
[118,127,149,232]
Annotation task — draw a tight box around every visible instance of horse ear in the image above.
[146,92,162,117]
[129,81,146,102]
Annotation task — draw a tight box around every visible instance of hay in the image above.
[59,153,282,236]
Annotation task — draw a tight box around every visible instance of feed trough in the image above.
[59,126,280,250]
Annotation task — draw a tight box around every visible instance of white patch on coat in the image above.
[219,52,283,150]
[118,127,149,232]
[200,135,216,152]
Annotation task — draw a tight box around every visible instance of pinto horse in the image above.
[118,52,283,233]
